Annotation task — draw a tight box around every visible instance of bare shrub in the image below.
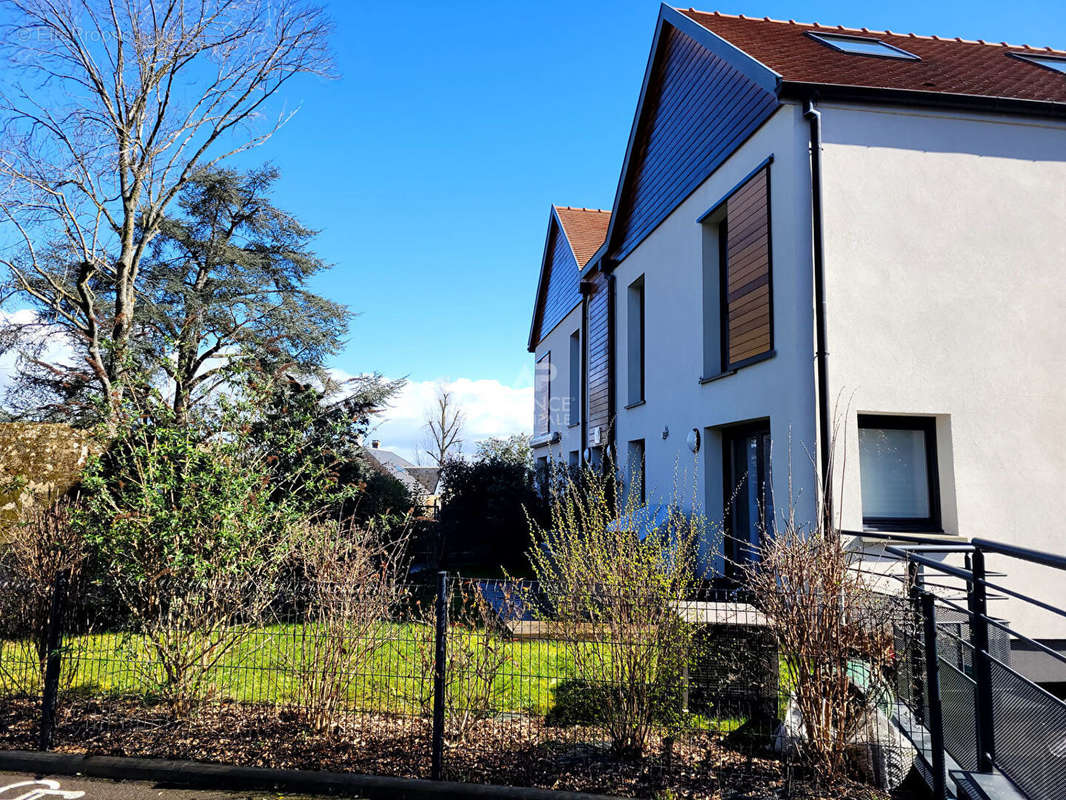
[528,464,704,758]
[410,581,513,743]
[289,519,410,733]
[742,503,905,781]
[0,497,85,691]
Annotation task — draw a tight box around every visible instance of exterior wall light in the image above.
[686,428,701,453]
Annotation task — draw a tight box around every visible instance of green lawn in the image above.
[0,623,759,733]
[0,622,580,716]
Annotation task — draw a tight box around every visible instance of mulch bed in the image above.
[0,696,891,799]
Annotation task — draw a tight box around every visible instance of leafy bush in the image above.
[546,677,683,729]
[77,411,301,715]
[437,456,548,574]
[529,464,705,757]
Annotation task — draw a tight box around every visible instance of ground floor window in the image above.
[857,414,940,531]
[627,438,645,506]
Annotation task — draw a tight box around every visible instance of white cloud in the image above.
[344,374,533,464]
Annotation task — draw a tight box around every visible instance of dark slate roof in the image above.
[406,466,441,494]
[679,10,1066,105]
[362,447,427,496]
[554,207,611,267]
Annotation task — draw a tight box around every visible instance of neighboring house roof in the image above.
[362,446,431,497]
[406,466,441,495]
[527,205,611,351]
[553,207,611,268]
[678,10,1066,105]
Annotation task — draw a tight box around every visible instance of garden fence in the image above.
[1,570,905,797]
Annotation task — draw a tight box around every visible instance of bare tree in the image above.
[423,386,463,466]
[0,0,333,421]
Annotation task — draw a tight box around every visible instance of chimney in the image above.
[371,440,380,449]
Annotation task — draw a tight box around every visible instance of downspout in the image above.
[606,268,618,471]
[804,98,834,533]
[579,280,591,465]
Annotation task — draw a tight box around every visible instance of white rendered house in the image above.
[527,6,1066,679]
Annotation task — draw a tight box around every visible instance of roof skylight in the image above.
[808,32,920,60]
[1011,53,1066,75]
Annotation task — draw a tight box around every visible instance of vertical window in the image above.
[535,455,549,493]
[627,438,646,506]
[569,330,580,426]
[535,352,551,434]
[568,449,580,474]
[701,164,773,376]
[701,212,725,378]
[627,276,645,405]
[858,415,940,531]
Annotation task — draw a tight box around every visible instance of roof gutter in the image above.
[783,81,1066,120]
[804,98,833,534]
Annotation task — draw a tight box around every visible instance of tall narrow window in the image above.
[535,352,551,434]
[627,438,646,506]
[858,415,940,531]
[701,212,726,378]
[569,330,580,426]
[627,276,645,405]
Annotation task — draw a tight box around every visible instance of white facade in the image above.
[562,99,1066,645]
[610,103,818,573]
[819,103,1066,640]
[529,82,1066,666]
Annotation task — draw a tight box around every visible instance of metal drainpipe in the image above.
[606,268,618,469]
[579,281,590,465]
[804,98,834,533]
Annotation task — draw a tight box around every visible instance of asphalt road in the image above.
[0,773,359,800]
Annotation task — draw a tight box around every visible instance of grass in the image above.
[0,622,573,716]
[0,622,759,734]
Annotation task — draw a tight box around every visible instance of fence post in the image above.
[921,591,947,800]
[968,548,995,773]
[907,560,925,723]
[39,569,69,751]
[430,570,449,781]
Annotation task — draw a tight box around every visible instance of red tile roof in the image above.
[679,9,1066,105]
[554,206,611,268]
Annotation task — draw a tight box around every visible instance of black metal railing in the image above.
[847,529,1066,800]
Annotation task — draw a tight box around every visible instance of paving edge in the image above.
[0,750,625,800]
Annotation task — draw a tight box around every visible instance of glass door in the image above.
[722,424,773,579]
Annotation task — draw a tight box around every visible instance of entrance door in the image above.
[722,424,773,579]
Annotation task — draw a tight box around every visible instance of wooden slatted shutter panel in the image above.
[724,167,772,368]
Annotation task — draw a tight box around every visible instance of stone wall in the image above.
[0,422,97,534]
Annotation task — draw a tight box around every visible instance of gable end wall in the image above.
[611,23,779,261]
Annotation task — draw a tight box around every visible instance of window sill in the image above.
[530,431,561,448]
[624,400,646,410]
[568,422,580,429]
[861,524,948,537]
[699,350,776,385]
